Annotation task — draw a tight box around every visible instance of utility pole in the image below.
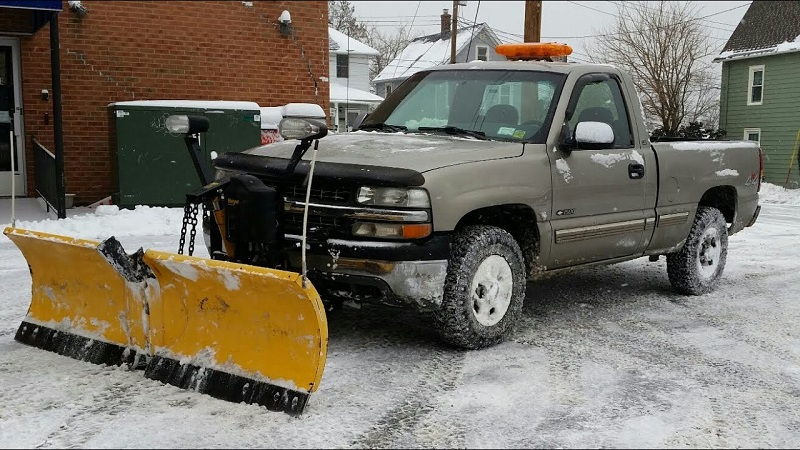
[524,0,542,42]
[450,0,459,63]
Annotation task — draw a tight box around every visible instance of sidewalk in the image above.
[0,197,91,227]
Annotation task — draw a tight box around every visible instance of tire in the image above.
[666,206,728,295]
[434,225,526,349]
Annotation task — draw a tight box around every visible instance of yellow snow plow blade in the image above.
[142,250,328,414]
[4,227,328,415]
[5,228,150,365]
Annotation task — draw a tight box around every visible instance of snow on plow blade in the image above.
[4,227,328,416]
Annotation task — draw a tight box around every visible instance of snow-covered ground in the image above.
[1,187,799,448]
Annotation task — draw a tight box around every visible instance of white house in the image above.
[373,10,506,98]
[328,27,384,132]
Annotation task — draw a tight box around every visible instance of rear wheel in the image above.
[434,225,526,349]
[667,207,728,295]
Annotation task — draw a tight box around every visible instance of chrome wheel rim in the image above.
[470,255,514,327]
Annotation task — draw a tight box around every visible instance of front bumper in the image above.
[284,235,451,310]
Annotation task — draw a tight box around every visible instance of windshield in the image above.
[363,70,566,143]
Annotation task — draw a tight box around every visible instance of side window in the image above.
[744,128,761,144]
[385,84,393,97]
[568,76,633,148]
[476,46,488,61]
[748,65,764,105]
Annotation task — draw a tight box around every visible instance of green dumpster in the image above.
[108,100,262,208]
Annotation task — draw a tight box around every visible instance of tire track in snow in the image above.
[350,345,466,448]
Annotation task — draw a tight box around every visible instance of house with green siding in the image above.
[715,1,800,188]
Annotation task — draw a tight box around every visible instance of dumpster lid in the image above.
[109,100,260,110]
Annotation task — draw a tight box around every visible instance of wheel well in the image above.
[699,186,737,223]
[454,204,541,275]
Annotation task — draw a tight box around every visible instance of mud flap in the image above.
[142,250,328,415]
[3,227,328,415]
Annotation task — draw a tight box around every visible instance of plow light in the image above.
[279,118,328,141]
[495,42,573,61]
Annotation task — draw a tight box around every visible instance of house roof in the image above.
[329,83,384,105]
[373,23,501,82]
[329,27,379,56]
[715,1,800,62]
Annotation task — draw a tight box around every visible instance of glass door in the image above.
[0,39,24,196]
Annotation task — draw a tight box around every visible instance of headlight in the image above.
[356,187,430,208]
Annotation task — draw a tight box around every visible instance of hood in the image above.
[242,131,524,172]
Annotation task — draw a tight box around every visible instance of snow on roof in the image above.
[329,83,384,105]
[109,100,260,110]
[374,24,499,82]
[329,27,379,56]
[714,35,800,62]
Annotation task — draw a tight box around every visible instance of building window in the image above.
[336,54,349,79]
[744,128,761,145]
[385,84,393,97]
[747,65,764,105]
[476,46,488,61]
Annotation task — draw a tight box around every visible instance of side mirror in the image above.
[279,118,328,141]
[574,121,614,149]
[165,115,210,135]
[352,112,368,130]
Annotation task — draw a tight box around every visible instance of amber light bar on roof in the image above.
[495,42,573,61]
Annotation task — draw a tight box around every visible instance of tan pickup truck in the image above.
[211,60,761,349]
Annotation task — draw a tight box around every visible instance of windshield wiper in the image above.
[358,122,407,132]
[418,126,487,140]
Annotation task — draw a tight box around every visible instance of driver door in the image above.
[548,73,648,268]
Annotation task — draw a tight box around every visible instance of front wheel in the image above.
[667,207,729,295]
[434,225,526,349]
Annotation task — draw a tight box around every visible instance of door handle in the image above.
[628,163,645,179]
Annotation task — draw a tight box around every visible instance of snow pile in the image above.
[4,205,185,240]
[760,182,800,206]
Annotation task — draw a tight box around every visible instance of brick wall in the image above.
[13,1,329,204]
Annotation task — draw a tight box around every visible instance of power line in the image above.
[465,1,481,63]
[392,1,423,79]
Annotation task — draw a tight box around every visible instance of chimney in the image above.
[441,9,451,35]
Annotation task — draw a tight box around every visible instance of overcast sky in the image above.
[351,0,752,68]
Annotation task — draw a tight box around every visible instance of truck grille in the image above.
[285,183,353,204]
[282,212,350,238]
[258,179,355,239]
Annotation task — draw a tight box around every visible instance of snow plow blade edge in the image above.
[3,227,328,416]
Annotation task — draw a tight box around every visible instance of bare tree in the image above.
[328,0,369,41]
[366,25,415,80]
[588,1,718,135]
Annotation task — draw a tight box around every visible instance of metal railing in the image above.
[33,138,59,213]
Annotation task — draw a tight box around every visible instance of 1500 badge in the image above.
[556,209,575,216]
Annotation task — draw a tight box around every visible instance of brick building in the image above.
[0,1,329,207]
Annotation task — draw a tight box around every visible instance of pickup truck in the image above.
[210,59,761,349]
